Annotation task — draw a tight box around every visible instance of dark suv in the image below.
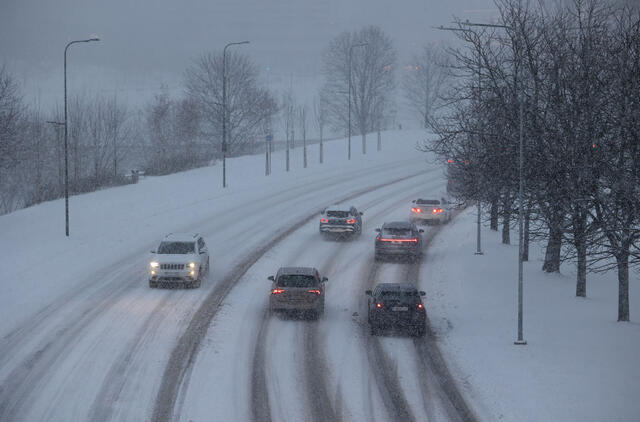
[268,267,328,319]
[366,283,426,336]
[319,205,363,238]
[374,221,424,262]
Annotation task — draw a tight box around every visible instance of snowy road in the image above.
[0,133,476,421]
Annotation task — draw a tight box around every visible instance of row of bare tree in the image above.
[426,0,640,321]
[0,65,137,213]
[1,24,438,214]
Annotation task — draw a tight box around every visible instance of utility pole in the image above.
[64,37,99,237]
[459,19,527,345]
[222,40,249,188]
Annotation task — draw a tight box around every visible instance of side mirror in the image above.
[359,211,363,215]
[419,291,426,296]
[199,250,206,254]
[419,229,424,233]
[375,228,381,232]
[322,277,328,282]
[365,290,372,296]
[150,250,156,254]
[411,200,416,203]
[267,275,275,281]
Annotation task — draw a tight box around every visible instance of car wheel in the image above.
[374,253,382,262]
[412,325,426,337]
[370,323,380,336]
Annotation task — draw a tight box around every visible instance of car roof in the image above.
[277,266,318,276]
[325,204,352,212]
[375,283,418,293]
[382,221,413,229]
[163,233,199,242]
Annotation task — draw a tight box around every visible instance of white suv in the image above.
[149,233,210,288]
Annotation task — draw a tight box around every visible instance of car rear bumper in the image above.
[411,213,444,222]
[375,244,420,255]
[320,224,356,233]
[370,311,425,328]
[270,297,323,311]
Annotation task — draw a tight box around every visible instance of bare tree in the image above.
[313,93,329,164]
[322,25,397,152]
[185,51,277,157]
[299,104,307,168]
[402,43,449,128]
[281,91,296,171]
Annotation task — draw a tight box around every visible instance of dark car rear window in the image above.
[157,241,195,254]
[277,274,318,287]
[326,210,349,218]
[382,228,413,237]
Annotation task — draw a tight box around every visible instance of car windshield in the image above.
[326,210,350,218]
[382,228,413,237]
[277,274,318,287]
[416,199,440,205]
[157,241,195,254]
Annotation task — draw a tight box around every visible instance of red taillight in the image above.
[379,238,418,243]
[307,289,321,295]
[271,288,285,295]
[375,302,383,309]
[346,218,355,224]
[432,208,443,214]
[320,218,328,223]
[417,303,424,309]
[411,207,421,213]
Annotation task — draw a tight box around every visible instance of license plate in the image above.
[167,271,180,276]
[392,306,408,311]
[392,241,401,244]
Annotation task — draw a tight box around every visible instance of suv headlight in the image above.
[187,262,196,269]
[150,261,159,268]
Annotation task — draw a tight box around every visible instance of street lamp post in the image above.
[64,37,99,237]
[435,25,483,256]
[47,120,65,192]
[348,42,367,160]
[222,41,249,188]
[460,19,527,345]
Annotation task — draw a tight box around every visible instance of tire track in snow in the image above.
[155,170,431,422]
[249,176,429,422]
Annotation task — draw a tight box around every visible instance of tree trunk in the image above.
[319,127,323,164]
[361,132,366,155]
[501,210,510,244]
[542,223,562,273]
[576,237,587,297]
[490,200,499,231]
[573,211,588,297]
[616,250,630,322]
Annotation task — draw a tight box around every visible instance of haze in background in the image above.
[0,0,496,126]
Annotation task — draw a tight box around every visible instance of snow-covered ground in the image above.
[422,208,640,422]
[0,128,637,421]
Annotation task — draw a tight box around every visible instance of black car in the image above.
[319,205,363,238]
[366,283,426,336]
[374,221,424,261]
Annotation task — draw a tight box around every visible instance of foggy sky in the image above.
[0,0,496,115]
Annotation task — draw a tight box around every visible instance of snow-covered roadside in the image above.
[421,208,640,422]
